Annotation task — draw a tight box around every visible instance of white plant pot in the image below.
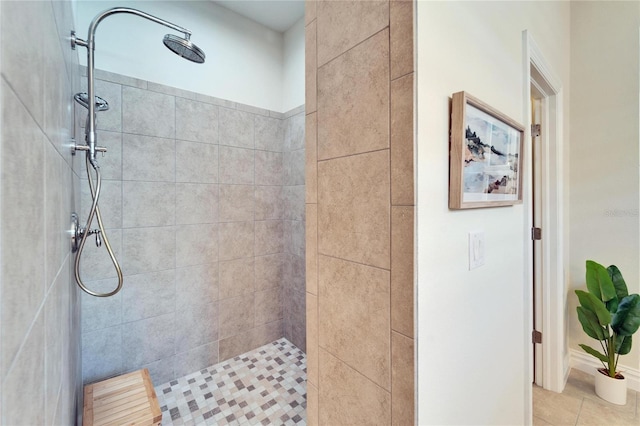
[594,368,627,405]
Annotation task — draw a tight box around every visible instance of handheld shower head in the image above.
[163,34,205,64]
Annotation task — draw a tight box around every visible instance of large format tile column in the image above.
[305,1,415,424]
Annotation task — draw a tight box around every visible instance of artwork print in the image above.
[449,91,524,209]
[463,104,521,202]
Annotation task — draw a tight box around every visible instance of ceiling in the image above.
[212,0,305,33]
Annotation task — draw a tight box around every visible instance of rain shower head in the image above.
[163,34,205,64]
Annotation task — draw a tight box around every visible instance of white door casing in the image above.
[522,29,567,424]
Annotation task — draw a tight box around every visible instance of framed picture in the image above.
[449,91,525,209]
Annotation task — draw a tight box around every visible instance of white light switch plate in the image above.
[469,231,485,270]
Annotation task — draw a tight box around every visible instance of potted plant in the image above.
[575,260,640,405]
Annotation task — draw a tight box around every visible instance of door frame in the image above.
[522,29,567,422]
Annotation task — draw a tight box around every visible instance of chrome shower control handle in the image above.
[78,227,102,247]
[70,139,107,156]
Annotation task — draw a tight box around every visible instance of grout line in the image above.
[319,346,391,394]
[317,146,390,163]
[574,397,585,426]
[317,26,390,71]
[391,69,414,83]
[387,15,394,410]
[317,252,391,273]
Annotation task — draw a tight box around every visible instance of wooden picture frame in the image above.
[449,91,525,209]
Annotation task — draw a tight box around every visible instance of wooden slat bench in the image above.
[83,369,162,426]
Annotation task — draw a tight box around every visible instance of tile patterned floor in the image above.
[155,339,307,425]
[533,368,639,425]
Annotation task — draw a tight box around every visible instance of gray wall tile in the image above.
[136,356,175,388]
[284,148,305,186]
[82,325,122,383]
[92,68,147,89]
[176,183,218,224]
[175,302,218,351]
[256,150,283,186]
[219,221,254,261]
[176,97,219,144]
[149,82,197,100]
[285,112,305,151]
[122,313,175,371]
[255,115,284,152]
[80,179,122,228]
[255,220,284,256]
[81,278,122,333]
[1,0,46,125]
[219,108,254,148]
[122,133,175,182]
[176,224,218,267]
[176,140,218,183]
[122,86,175,138]
[176,263,219,310]
[219,258,255,300]
[218,330,254,362]
[173,342,219,379]
[219,294,255,339]
[287,289,306,352]
[219,184,255,222]
[219,146,254,184]
[3,312,45,426]
[122,181,175,228]
[77,229,122,282]
[42,24,71,161]
[45,142,66,289]
[2,2,81,409]
[283,185,305,221]
[290,219,306,258]
[122,270,176,323]
[237,103,270,117]
[122,227,175,275]
[255,287,283,326]
[285,254,306,295]
[252,320,283,349]
[1,85,45,376]
[255,186,283,220]
[45,263,66,422]
[255,254,284,291]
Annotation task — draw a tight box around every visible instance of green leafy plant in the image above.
[575,260,640,378]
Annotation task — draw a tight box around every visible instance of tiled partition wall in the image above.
[283,110,307,351]
[1,0,82,424]
[79,68,305,386]
[305,0,415,424]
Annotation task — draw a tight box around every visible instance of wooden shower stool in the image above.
[83,369,162,426]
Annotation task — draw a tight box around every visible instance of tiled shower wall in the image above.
[1,0,82,424]
[79,68,305,387]
[305,0,415,424]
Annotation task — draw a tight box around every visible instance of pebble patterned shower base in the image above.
[155,339,307,425]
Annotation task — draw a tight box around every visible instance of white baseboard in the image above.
[570,348,640,392]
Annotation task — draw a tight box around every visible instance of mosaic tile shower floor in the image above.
[155,339,307,425]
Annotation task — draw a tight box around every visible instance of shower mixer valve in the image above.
[79,227,102,248]
[71,138,107,157]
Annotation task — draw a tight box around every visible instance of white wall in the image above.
[282,17,305,112]
[416,2,570,424]
[75,0,287,111]
[568,1,640,372]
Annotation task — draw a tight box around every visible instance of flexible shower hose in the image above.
[74,154,123,297]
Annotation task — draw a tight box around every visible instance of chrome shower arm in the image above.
[86,7,193,44]
[72,7,194,162]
